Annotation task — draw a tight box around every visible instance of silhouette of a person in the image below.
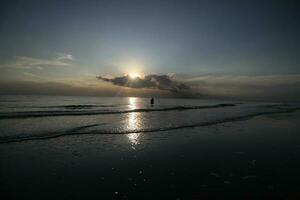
[150,97,154,105]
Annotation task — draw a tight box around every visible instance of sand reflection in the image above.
[126,97,141,148]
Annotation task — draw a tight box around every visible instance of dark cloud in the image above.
[1,74,299,100]
[97,74,191,93]
[183,74,300,101]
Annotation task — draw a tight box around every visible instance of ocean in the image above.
[0,95,298,144]
[1,95,300,199]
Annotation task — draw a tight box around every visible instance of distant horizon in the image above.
[0,90,298,103]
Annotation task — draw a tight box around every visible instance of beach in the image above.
[1,97,300,199]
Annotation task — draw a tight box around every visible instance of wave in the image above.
[0,103,236,119]
[0,124,105,144]
[8,104,118,109]
[44,104,119,109]
[0,107,298,144]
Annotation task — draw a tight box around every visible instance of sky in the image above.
[0,0,299,100]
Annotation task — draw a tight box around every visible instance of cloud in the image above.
[97,73,300,100]
[56,53,74,62]
[97,74,192,94]
[0,79,170,97]
[0,53,74,70]
[183,74,300,100]
[0,72,299,100]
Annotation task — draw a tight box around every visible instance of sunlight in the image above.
[128,73,141,79]
[126,97,141,149]
[128,97,137,109]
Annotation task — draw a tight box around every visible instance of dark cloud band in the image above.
[97,74,191,93]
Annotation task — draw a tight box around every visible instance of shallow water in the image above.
[0,95,299,143]
[1,110,300,199]
[1,95,300,199]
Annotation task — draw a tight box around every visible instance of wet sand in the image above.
[1,111,300,199]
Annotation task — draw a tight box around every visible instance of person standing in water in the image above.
[150,97,154,105]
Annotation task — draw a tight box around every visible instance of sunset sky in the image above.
[0,0,299,100]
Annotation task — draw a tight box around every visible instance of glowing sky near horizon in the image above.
[0,0,299,99]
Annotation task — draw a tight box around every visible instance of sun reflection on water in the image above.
[126,97,141,148]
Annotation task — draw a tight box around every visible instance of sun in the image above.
[128,73,141,79]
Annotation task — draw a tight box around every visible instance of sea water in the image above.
[0,95,298,143]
